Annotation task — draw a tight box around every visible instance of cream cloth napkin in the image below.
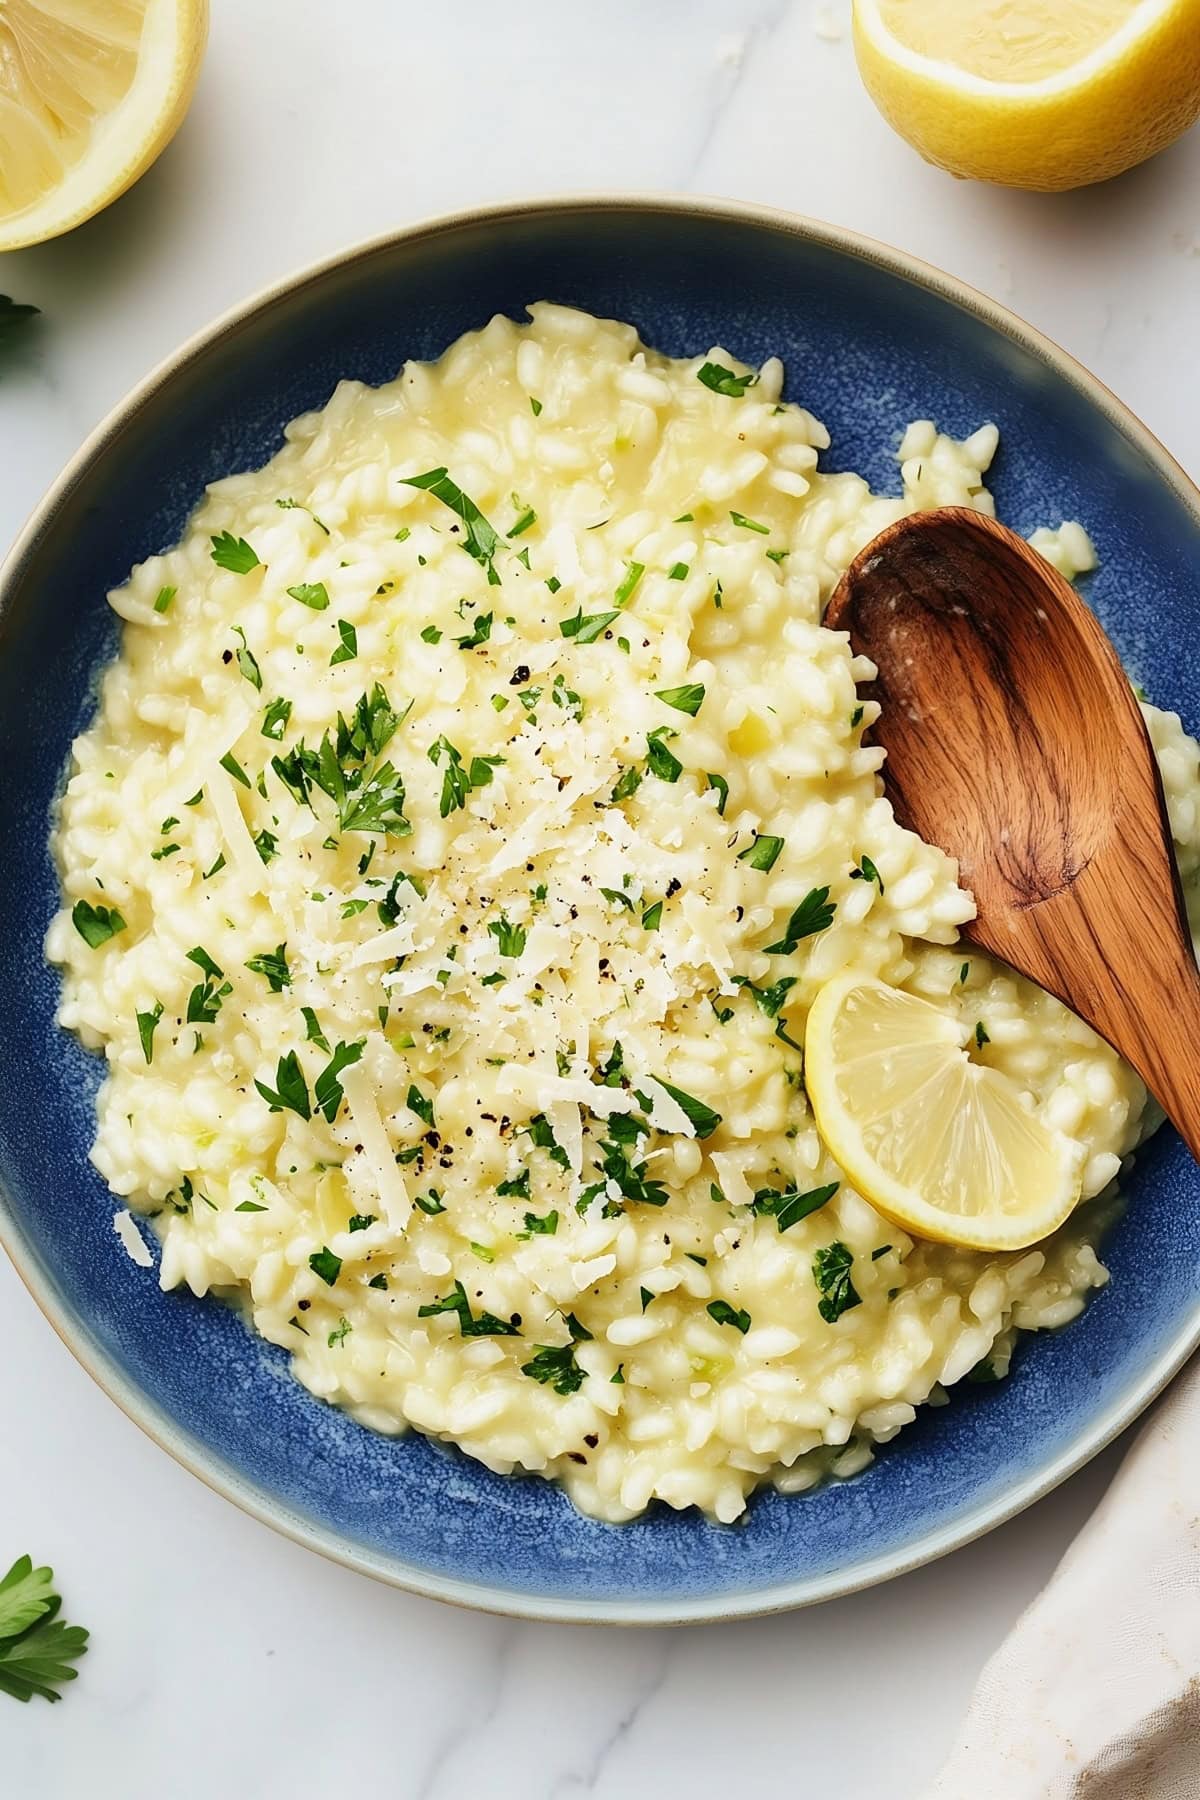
[924,1363,1200,1800]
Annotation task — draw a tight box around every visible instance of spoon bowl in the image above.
[827,505,1200,1161]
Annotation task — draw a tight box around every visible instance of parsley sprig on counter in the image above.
[0,1556,88,1705]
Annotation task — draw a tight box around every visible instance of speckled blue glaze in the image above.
[2,200,1200,1623]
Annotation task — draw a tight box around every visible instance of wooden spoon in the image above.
[826,504,1200,1161]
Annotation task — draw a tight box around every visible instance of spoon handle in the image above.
[974,848,1200,1163]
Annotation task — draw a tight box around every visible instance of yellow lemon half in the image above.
[853,0,1200,191]
[0,0,209,251]
[805,971,1085,1252]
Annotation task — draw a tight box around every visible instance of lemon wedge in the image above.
[852,0,1200,191]
[805,972,1085,1251]
[0,0,208,251]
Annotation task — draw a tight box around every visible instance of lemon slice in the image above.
[805,972,1084,1251]
[853,0,1200,191]
[0,0,209,251]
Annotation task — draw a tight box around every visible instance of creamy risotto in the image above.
[48,305,1200,1523]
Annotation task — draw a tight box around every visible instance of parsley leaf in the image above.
[697,360,758,397]
[850,854,884,892]
[646,728,682,782]
[261,697,292,740]
[733,974,796,1019]
[614,561,645,606]
[753,1181,839,1232]
[71,900,125,948]
[210,531,260,574]
[707,1299,751,1333]
[610,764,642,803]
[136,1002,163,1065]
[651,1077,722,1138]
[641,900,663,931]
[418,1279,519,1337]
[407,1084,435,1128]
[738,833,784,872]
[231,625,261,689]
[706,771,729,815]
[184,947,231,1024]
[329,619,357,665]
[308,1246,342,1286]
[287,582,329,610]
[521,1341,587,1394]
[764,886,836,954]
[655,683,705,717]
[488,915,526,958]
[560,607,619,644]
[813,1241,861,1322]
[313,1039,364,1123]
[255,1051,311,1120]
[402,468,501,584]
[523,1210,558,1235]
[455,610,493,650]
[0,1555,89,1705]
[339,761,410,836]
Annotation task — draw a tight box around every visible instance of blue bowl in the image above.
[3,197,1199,1624]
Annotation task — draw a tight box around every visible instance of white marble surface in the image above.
[1,2,1198,1792]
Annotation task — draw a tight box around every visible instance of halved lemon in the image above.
[853,0,1200,191]
[0,0,209,252]
[805,972,1084,1252]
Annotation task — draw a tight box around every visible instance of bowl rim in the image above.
[3,189,1199,1627]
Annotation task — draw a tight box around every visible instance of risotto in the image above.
[47,305,1200,1523]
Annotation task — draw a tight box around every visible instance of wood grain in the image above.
[827,505,1200,1161]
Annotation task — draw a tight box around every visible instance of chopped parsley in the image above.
[706,771,730,816]
[255,1051,311,1120]
[488,915,527,958]
[521,1341,586,1395]
[655,682,705,717]
[738,832,784,872]
[651,1077,721,1139]
[428,735,500,817]
[729,510,769,535]
[308,1246,342,1286]
[975,1021,990,1048]
[407,1084,435,1128]
[697,360,758,397]
[287,582,329,610]
[261,697,292,740]
[610,763,642,803]
[764,886,836,954]
[219,751,250,789]
[455,610,493,650]
[641,900,663,931]
[523,1210,558,1235]
[614,561,645,606]
[420,624,442,644]
[707,1299,751,1333]
[752,1181,839,1232]
[231,625,261,689]
[524,1113,570,1170]
[418,1279,519,1336]
[329,619,358,664]
[645,727,682,782]
[733,974,796,1019]
[530,396,543,416]
[497,1170,531,1199]
[508,502,537,538]
[402,468,501,585]
[184,947,231,1024]
[413,1189,446,1215]
[813,1241,861,1323]
[850,853,884,892]
[668,562,689,580]
[136,1002,163,1064]
[254,829,278,864]
[210,531,261,574]
[560,607,618,644]
[850,704,864,728]
[71,900,125,948]
[327,1317,352,1348]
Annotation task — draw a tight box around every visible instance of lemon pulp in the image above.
[875,0,1147,83]
[805,973,1085,1252]
[0,0,207,248]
